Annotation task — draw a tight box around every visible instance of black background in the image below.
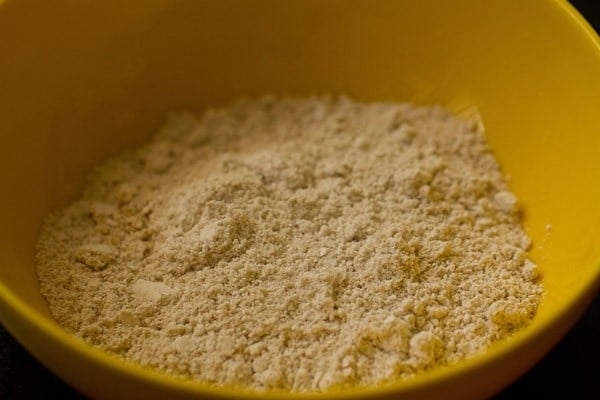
[1,1,599,398]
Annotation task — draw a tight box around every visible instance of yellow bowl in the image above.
[1,0,599,399]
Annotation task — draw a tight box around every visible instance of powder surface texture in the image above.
[35,96,542,391]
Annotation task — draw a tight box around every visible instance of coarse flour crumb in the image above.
[35,96,542,391]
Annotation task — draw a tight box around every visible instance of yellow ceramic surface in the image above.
[0,1,599,399]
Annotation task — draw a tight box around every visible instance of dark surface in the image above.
[1,1,599,399]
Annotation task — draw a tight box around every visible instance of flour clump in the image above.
[35,96,542,390]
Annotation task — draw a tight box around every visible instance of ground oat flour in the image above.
[36,96,542,391]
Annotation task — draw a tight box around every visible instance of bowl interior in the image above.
[0,1,599,399]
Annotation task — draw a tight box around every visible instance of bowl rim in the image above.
[1,0,599,398]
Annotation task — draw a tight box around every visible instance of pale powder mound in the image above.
[35,96,542,391]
